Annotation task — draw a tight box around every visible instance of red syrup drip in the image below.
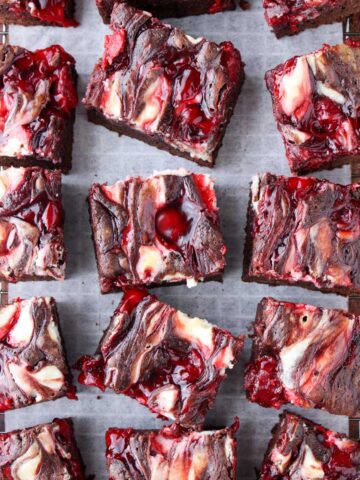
[0,395,15,412]
[10,0,78,27]
[75,355,106,391]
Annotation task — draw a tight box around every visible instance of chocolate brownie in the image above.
[83,2,244,167]
[245,297,360,417]
[0,418,85,478]
[264,0,360,38]
[0,167,66,282]
[106,421,238,479]
[266,42,360,175]
[0,44,77,172]
[243,173,360,296]
[96,0,235,22]
[0,296,76,412]
[88,169,226,293]
[0,0,78,27]
[76,289,244,425]
[259,412,360,479]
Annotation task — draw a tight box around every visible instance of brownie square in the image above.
[0,0,78,27]
[259,412,360,478]
[83,2,244,167]
[0,296,76,412]
[106,421,238,479]
[0,418,85,478]
[245,297,360,417]
[0,167,66,282]
[243,173,360,296]
[96,0,235,22]
[88,169,226,293]
[0,44,77,172]
[266,42,360,175]
[76,289,244,425]
[264,0,360,38]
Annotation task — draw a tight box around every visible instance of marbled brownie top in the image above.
[244,173,360,295]
[245,297,360,416]
[0,297,75,412]
[0,167,65,281]
[266,42,360,174]
[76,289,244,425]
[106,421,238,479]
[88,169,226,293]
[3,0,78,26]
[84,2,242,165]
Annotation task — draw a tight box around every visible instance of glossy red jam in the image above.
[10,0,78,27]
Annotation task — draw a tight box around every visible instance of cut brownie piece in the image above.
[0,0,78,27]
[76,289,244,425]
[245,297,360,417]
[0,418,85,478]
[88,169,226,293]
[0,167,66,282]
[106,421,238,479]
[0,297,76,412]
[266,42,360,175]
[96,0,235,22]
[0,44,77,172]
[264,0,360,38]
[259,412,360,479]
[243,173,360,296]
[83,2,244,167]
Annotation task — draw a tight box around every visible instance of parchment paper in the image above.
[5,1,350,478]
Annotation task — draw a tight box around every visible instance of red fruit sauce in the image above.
[10,0,78,27]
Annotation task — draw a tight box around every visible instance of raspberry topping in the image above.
[10,0,78,27]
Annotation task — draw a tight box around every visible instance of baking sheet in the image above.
[5,1,351,478]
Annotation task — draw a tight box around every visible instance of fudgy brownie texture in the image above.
[0,418,85,478]
[96,0,235,22]
[0,297,76,412]
[266,42,360,175]
[243,173,360,296]
[0,0,78,27]
[106,421,238,479]
[245,297,360,417]
[259,412,360,479]
[76,289,244,426]
[264,0,360,38]
[0,44,77,172]
[88,169,226,293]
[83,2,244,167]
[0,167,66,282]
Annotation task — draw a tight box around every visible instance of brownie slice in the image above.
[243,173,360,296]
[0,418,85,478]
[245,297,360,417]
[96,0,235,22]
[0,44,77,172]
[0,297,76,412]
[266,42,360,175]
[0,167,66,282]
[83,2,244,167]
[259,412,360,479]
[264,0,360,38]
[106,421,238,479]
[0,0,78,27]
[88,169,226,293]
[76,289,244,426]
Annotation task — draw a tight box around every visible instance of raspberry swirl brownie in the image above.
[245,297,360,416]
[0,418,85,478]
[243,173,360,296]
[88,169,226,293]
[0,167,66,282]
[266,42,360,175]
[84,2,244,167]
[76,289,244,426]
[96,0,235,22]
[0,0,78,27]
[0,297,76,412]
[259,412,360,479]
[106,421,238,479]
[0,44,77,172]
